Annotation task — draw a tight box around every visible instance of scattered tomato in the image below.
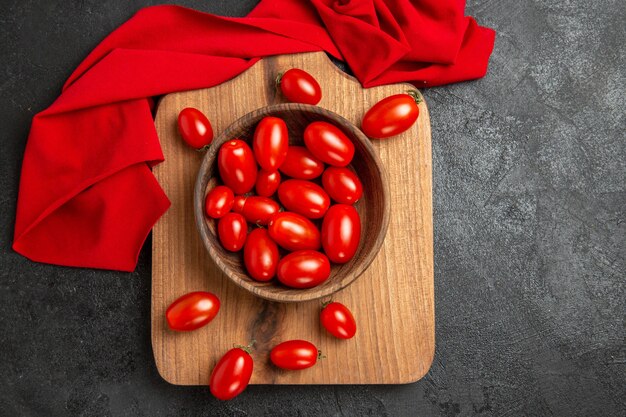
[321,204,361,264]
[165,291,220,331]
[268,212,321,251]
[279,68,322,105]
[218,212,247,252]
[277,250,330,289]
[218,139,257,194]
[270,340,321,370]
[210,347,253,400]
[253,117,289,171]
[361,93,420,139]
[244,228,279,282]
[256,170,281,197]
[177,107,214,150]
[279,146,324,180]
[234,196,280,225]
[321,167,363,205]
[320,302,356,339]
[303,121,354,167]
[278,179,330,219]
[205,185,234,219]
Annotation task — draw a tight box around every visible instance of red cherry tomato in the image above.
[218,139,257,194]
[232,195,247,213]
[218,213,247,252]
[210,347,253,400]
[277,250,330,289]
[270,340,321,370]
[279,68,322,105]
[177,107,214,150]
[234,196,280,225]
[165,291,220,331]
[205,185,234,219]
[253,117,289,171]
[278,179,330,219]
[279,146,324,180]
[268,212,321,251]
[303,121,355,167]
[244,228,279,282]
[321,204,361,264]
[256,170,281,197]
[321,167,363,205]
[361,93,420,139]
[320,302,356,339]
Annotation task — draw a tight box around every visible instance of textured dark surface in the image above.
[1,0,624,416]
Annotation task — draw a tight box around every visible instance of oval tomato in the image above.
[178,107,213,150]
[253,117,289,171]
[268,212,321,251]
[218,139,257,194]
[232,195,247,213]
[218,212,247,252]
[205,185,234,218]
[279,146,324,180]
[321,167,363,205]
[244,228,279,282]
[321,204,361,263]
[270,340,320,370]
[278,179,330,219]
[303,121,354,167]
[233,196,280,225]
[320,302,356,339]
[276,250,330,289]
[166,291,220,331]
[361,93,420,139]
[256,170,281,197]
[279,68,322,105]
[210,347,253,400]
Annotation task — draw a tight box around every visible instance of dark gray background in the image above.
[1,0,624,416]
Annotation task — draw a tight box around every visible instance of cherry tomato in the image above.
[233,196,280,225]
[177,107,214,150]
[232,195,247,213]
[218,213,247,252]
[361,93,420,139]
[210,347,253,400]
[321,204,361,264]
[277,250,330,288]
[165,291,220,331]
[253,117,288,171]
[320,302,356,339]
[218,139,257,194]
[205,185,234,219]
[278,179,330,219]
[268,212,321,251]
[270,340,321,370]
[244,228,279,282]
[256,170,281,197]
[279,68,322,105]
[279,146,324,180]
[321,167,363,204]
[303,121,354,167]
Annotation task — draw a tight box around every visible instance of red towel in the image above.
[13,1,495,271]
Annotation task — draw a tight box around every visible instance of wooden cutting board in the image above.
[151,52,434,385]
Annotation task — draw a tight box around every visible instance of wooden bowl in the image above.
[194,103,389,302]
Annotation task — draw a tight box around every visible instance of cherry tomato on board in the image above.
[205,185,234,219]
[177,107,214,150]
[361,92,421,139]
[210,346,253,400]
[218,212,247,252]
[277,250,330,289]
[253,117,289,171]
[218,139,257,194]
[268,212,321,251]
[165,291,220,331]
[320,301,356,339]
[321,167,363,205]
[278,68,322,105]
[244,228,279,282]
[232,196,280,225]
[321,204,361,264]
[270,340,322,370]
[256,170,281,197]
[303,121,355,167]
[278,179,330,219]
[279,146,324,180]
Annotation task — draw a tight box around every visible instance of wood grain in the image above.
[152,52,434,385]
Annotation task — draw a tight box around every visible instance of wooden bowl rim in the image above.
[194,103,390,303]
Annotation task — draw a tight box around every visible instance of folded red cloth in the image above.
[13,1,495,271]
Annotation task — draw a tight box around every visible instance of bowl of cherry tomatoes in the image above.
[194,103,389,302]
